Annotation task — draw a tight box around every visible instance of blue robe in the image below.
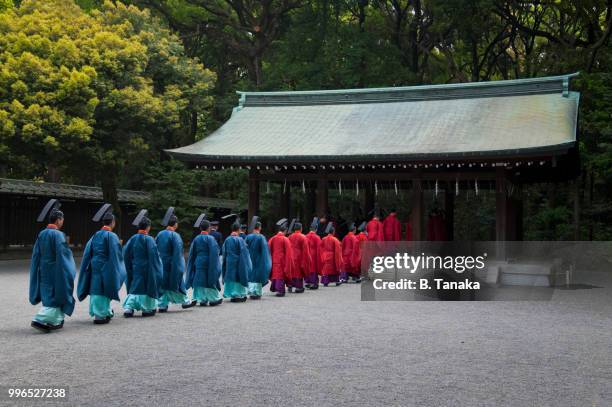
[29,227,76,316]
[185,234,221,290]
[77,229,126,302]
[123,233,163,299]
[245,233,271,284]
[221,235,252,287]
[155,230,187,295]
[211,230,223,247]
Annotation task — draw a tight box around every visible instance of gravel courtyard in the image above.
[1,259,611,407]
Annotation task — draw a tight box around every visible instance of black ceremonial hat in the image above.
[194,213,207,228]
[248,216,260,233]
[310,217,319,230]
[276,218,288,228]
[288,218,297,232]
[324,222,334,235]
[358,221,367,232]
[132,209,148,227]
[92,203,113,222]
[161,207,176,227]
[37,199,61,223]
[222,213,240,227]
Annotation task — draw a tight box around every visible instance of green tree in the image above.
[0,0,215,220]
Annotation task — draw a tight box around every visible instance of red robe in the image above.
[341,232,359,274]
[355,232,367,272]
[288,231,311,279]
[366,218,384,241]
[268,232,293,281]
[320,235,343,276]
[305,231,322,275]
[427,214,447,241]
[382,214,401,241]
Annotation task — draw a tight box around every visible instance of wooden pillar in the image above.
[315,176,328,217]
[495,169,507,259]
[411,179,423,240]
[444,189,454,241]
[504,189,523,241]
[248,169,260,221]
[573,179,580,240]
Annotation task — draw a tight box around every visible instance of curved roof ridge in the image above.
[236,73,579,107]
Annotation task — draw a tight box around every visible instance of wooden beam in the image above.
[253,171,498,182]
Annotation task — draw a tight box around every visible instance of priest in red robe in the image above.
[340,223,360,282]
[268,219,293,297]
[354,222,368,281]
[366,213,384,241]
[320,223,343,286]
[427,209,447,241]
[304,218,322,290]
[383,209,402,241]
[288,221,311,293]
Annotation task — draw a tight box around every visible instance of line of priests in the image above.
[27,200,365,333]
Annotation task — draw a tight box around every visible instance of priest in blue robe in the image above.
[245,217,271,299]
[239,224,247,239]
[155,208,196,312]
[222,220,252,302]
[186,216,223,306]
[77,204,126,324]
[210,221,223,247]
[122,210,163,317]
[29,199,76,333]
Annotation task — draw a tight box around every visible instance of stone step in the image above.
[500,263,553,286]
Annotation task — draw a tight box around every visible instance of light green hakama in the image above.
[32,306,64,325]
[223,281,247,299]
[89,295,113,318]
[122,294,157,312]
[193,287,222,303]
[158,289,190,309]
[247,282,263,296]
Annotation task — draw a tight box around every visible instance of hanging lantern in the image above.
[266,181,270,193]
[356,181,359,196]
[475,179,479,195]
[375,181,378,196]
[435,180,439,197]
[283,179,287,193]
[455,179,459,196]
[302,180,306,193]
[338,180,342,195]
[394,180,398,195]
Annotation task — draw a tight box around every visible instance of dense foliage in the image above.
[1,0,610,239]
[0,0,215,219]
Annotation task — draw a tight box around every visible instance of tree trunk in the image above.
[249,54,263,88]
[101,170,122,233]
[409,0,421,74]
[190,109,198,143]
[46,164,61,183]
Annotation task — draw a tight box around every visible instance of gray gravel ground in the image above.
[0,259,611,407]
